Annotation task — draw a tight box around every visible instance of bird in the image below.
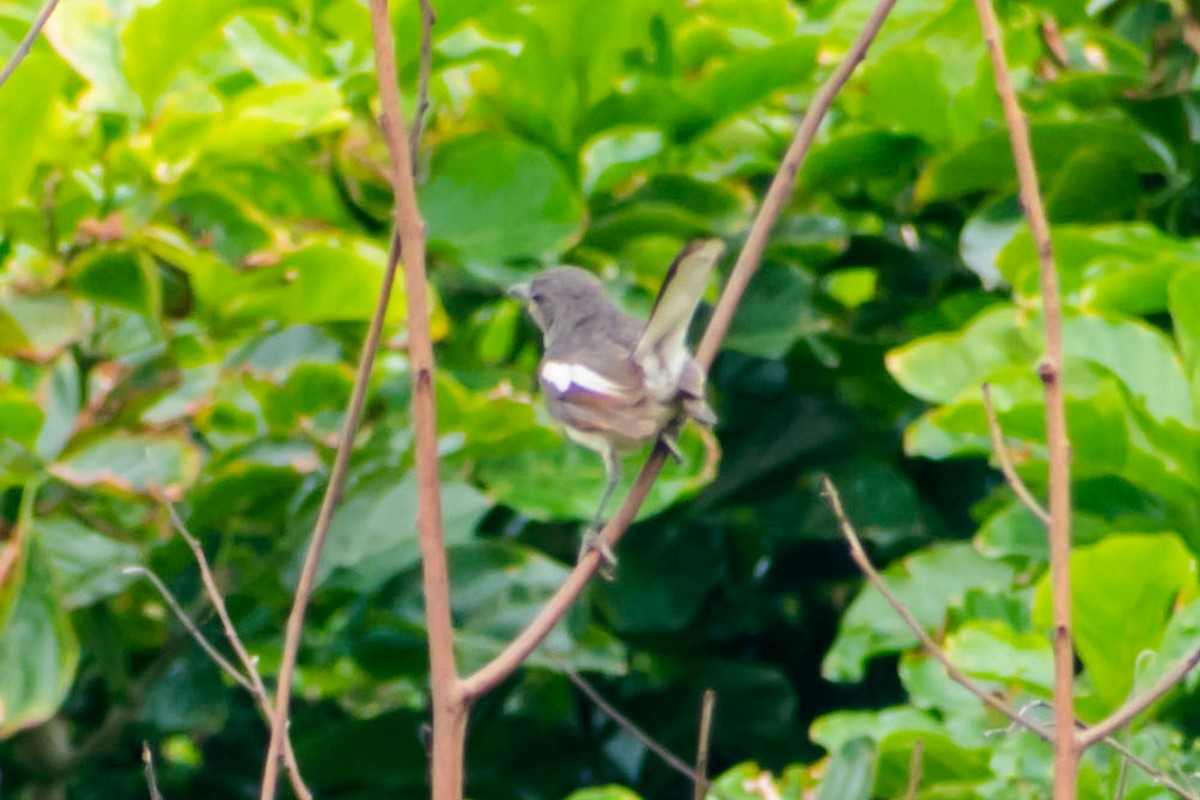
[508,239,725,567]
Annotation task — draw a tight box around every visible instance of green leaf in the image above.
[223,240,408,326]
[121,0,246,111]
[305,474,489,593]
[874,730,991,797]
[202,81,350,155]
[0,388,43,448]
[0,50,67,209]
[918,121,1172,205]
[0,537,79,738]
[44,0,139,113]
[815,738,875,800]
[49,432,202,500]
[1170,266,1200,403]
[724,262,821,359]
[823,544,1015,682]
[0,291,87,359]
[421,134,585,264]
[581,127,664,196]
[34,515,141,608]
[945,620,1054,694]
[689,37,818,122]
[1033,534,1197,709]
[70,249,163,318]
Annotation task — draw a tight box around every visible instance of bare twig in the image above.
[142,742,163,800]
[123,566,253,693]
[562,668,734,800]
[163,507,311,800]
[409,0,436,168]
[460,0,903,701]
[981,383,1050,526]
[0,0,61,89]
[259,83,409,800]
[904,738,924,800]
[1079,645,1200,748]
[823,477,1200,800]
[971,1,1076,795]
[369,3,464,800]
[821,478,1053,742]
[1098,732,1199,800]
[694,689,716,800]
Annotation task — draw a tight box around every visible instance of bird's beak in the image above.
[506,282,531,302]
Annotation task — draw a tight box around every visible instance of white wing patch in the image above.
[541,360,623,396]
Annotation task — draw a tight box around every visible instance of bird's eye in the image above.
[530,292,546,304]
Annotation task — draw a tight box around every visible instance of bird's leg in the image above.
[658,415,686,464]
[579,446,619,575]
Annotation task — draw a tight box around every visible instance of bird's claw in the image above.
[579,524,618,580]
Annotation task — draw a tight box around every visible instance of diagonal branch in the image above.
[460,0,904,701]
[981,383,1050,527]
[970,1,1076,795]
[0,0,61,89]
[821,477,1054,743]
[1079,645,1200,748]
[164,506,312,800]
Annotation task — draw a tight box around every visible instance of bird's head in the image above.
[507,266,610,344]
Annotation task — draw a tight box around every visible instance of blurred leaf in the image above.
[814,737,875,800]
[564,787,642,800]
[874,730,991,796]
[945,620,1053,694]
[0,388,43,447]
[1033,534,1197,709]
[581,127,664,196]
[0,51,66,209]
[823,544,1015,683]
[49,432,202,501]
[0,538,79,738]
[0,291,86,359]
[223,240,415,326]
[34,515,141,608]
[202,81,350,155]
[305,473,489,593]
[421,134,586,264]
[1171,267,1200,403]
[689,37,817,122]
[724,262,821,358]
[121,0,245,110]
[70,248,163,318]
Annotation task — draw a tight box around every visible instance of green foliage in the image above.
[1,0,1199,797]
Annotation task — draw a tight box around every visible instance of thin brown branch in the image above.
[164,507,311,800]
[1079,645,1200,748]
[971,1,1076,795]
[1100,735,1200,800]
[123,566,254,693]
[0,0,61,89]
[259,84,410,800]
[694,689,716,800]
[821,477,1053,743]
[461,0,903,701]
[562,668,735,800]
[142,742,163,800]
[981,383,1050,527]
[369,3,464,800]
[409,0,436,169]
[903,738,924,800]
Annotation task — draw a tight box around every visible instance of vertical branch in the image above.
[971,1,1076,796]
[368,4,465,800]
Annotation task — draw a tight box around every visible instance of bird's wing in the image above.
[633,239,724,397]
[539,345,662,442]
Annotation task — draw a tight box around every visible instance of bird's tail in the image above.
[634,238,725,372]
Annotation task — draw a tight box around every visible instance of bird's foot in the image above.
[578,524,618,580]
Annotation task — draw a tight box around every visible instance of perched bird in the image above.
[508,239,725,565]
